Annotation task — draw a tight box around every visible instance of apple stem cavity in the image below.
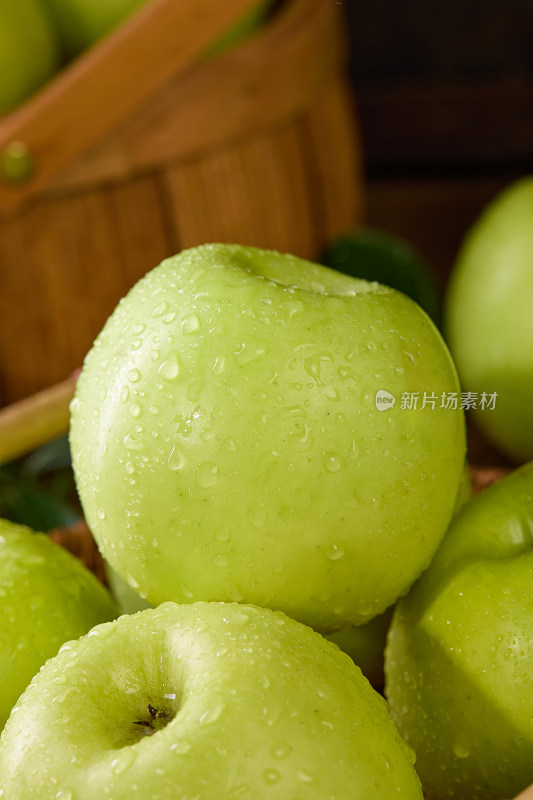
[133,703,174,737]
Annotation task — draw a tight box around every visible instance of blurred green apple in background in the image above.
[445,177,533,463]
[385,462,533,800]
[70,243,465,632]
[40,0,276,58]
[0,0,59,115]
[39,0,146,56]
[0,518,118,730]
[0,601,423,799]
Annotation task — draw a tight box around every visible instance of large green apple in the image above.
[0,601,423,799]
[0,518,118,730]
[326,464,471,687]
[385,462,533,800]
[445,176,533,462]
[0,0,59,115]
[70,243,465,632]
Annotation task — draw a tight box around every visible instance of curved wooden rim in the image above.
[0,0,349,209]
[51,0,349,197]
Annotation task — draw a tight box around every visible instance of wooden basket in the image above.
[0,0,363,408]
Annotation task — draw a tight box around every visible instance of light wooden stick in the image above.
[0,374,77,465]
[514,785,533,800]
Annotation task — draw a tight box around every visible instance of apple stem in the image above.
[0,371,78,465]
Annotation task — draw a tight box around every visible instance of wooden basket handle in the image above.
[0,0,259,216]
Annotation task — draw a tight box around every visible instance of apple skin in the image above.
[0,601,423,799]
[385,461,533,800]
[327,466,471,687]
[0,0,59,115]
[445,176,533,463]
[70,243,465,631]
[0,518,118,730]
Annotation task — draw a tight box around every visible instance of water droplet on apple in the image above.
[159,352,180,381]
[279,405,306,420]
[152,301,169,317]
[125,462,135,475]
[263,768,281,785]
[124,433,145,452]
[97,508,106,521]
[120,386,129,403]
[199,700,224,724]
[128,369,141,383]
[129,403,141,419]
[213,554,228,568]
[453,742,470,759]
[216,530,231,543]
[228,785,250,798]
[163,311,177,325]
[197,462,219,488]
[270,741,292,760]
[248,503,267,528]
[326,544,344,560]
[212,356,226,375]
[324,386,341,402]
[167,444,185,471]
[111,749,137,776]
[323,453,342,472]
[182,313,200,334]
[298,770,313,783]
[55,790,74,800]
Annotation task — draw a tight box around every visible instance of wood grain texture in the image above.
[0,175,170,404]
[0,0,260,214]
[50,0,348,196]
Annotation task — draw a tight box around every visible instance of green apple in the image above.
[70,243,465,632]
[0,600,423,799]
[327,465,471,688]
[105,560,151,614]
[0,518,118,730]
[40,0,275,58]
[326,608,393,688]
[0,0,59,115]
[385,461,533,800]
[445,176,533,462]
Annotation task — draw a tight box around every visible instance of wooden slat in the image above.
[302,76,365,248]
[162,118,323,260]
[49,0,348,196]
[0,175,170,405]
[0,0,259,215]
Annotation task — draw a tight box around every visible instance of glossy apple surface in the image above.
[70,243,465,631]
[445,176,533,462]
[327,466,471,687]
[0,518,118,730]
[0,0,59,115]
[0,601,423,799]
[385,462,533,800]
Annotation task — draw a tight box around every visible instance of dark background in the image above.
[344,0,533,284]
